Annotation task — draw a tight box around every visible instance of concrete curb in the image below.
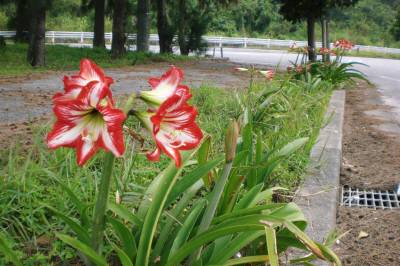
[292,90,346,264]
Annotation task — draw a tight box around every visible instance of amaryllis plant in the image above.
[46,60,203,258]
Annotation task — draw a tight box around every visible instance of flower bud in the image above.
[115,190,122,204]
[234,67,249,72]
[225,120,239,163]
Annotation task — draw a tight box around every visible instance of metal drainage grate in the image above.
[341,186,400,210]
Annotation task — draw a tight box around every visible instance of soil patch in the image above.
[336,82,400,266]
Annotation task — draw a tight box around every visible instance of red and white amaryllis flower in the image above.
[137,66,203,167]
[259,70,275,81]
[55,59,114,106]
[234,67,249,72]
[334,39,354,50]
[137,95,203,167]
[47,60,125,166]
[140,66,191,109]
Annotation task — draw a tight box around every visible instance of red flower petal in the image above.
[75,137,99,166]
[79,59,105,83]
[47,121,82,149]
[99,128,125,158]
[148,94,203,167]
[148,66,183,90]
[146,147,161,162]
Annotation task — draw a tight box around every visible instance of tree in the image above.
[175,0,236,56]
[111,0,128,58]
[15,0,30,42]
[391,7,400,41]
[27,0,47,66]
[277,0,358,61]
[137,0,150,52]
[93,0,106,48]
[156,0,175,54]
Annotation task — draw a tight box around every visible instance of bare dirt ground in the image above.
[0,60,247,149]
[336,82,400,266]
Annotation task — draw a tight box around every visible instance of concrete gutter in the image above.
[291,90,346,265]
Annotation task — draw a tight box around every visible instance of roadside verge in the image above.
[294,90,345,243]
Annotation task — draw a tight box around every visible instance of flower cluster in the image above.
[334,39,354,50]
[138,66,203,167]
[47,60,203,168]
[287,64,311,74]
[318,47,336,56]
[47,59,125,166]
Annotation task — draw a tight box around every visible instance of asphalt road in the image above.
[213,47,400,123]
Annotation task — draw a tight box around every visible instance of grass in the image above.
[0,71,331,263]
[0,43,193,77]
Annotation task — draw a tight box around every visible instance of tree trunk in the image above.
[321,18,330,62]
[15,0,29,42]
[27,0,46,67]
[307,16,316,62]
[111,0,127,58]
[137,0,150,52]
[177,0,189,55]
[93,0,105,48]
[156,0,174,54]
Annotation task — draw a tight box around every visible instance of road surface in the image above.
[214,47,400,132]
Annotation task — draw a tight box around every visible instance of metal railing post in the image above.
[80,32,84,43]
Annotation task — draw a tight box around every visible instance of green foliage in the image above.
[277,0,359,22]
[313,61,368,85]
[0,232,22,266]
[2,0,400,47]
[391,7,400,41]
[0,74,332,263]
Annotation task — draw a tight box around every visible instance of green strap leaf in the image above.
[264,224,279,266]
[234,183,264,210]
[56,234,108,266]
[208,231,264,265]
[108,217,137,261]
[108,202,142,228]
[113,244,134,266]
[224,255,269,266]
[190,160,234,261]
[151,180,204,262]
[166,225,264,266]
[275,137,309,157]
[213,204,286,225]
[136,148,200,266]
[166,156,223,206]
[169,200,206,258]
[197,135,213,188]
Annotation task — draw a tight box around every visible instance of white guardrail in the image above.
[1,30,400,54]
